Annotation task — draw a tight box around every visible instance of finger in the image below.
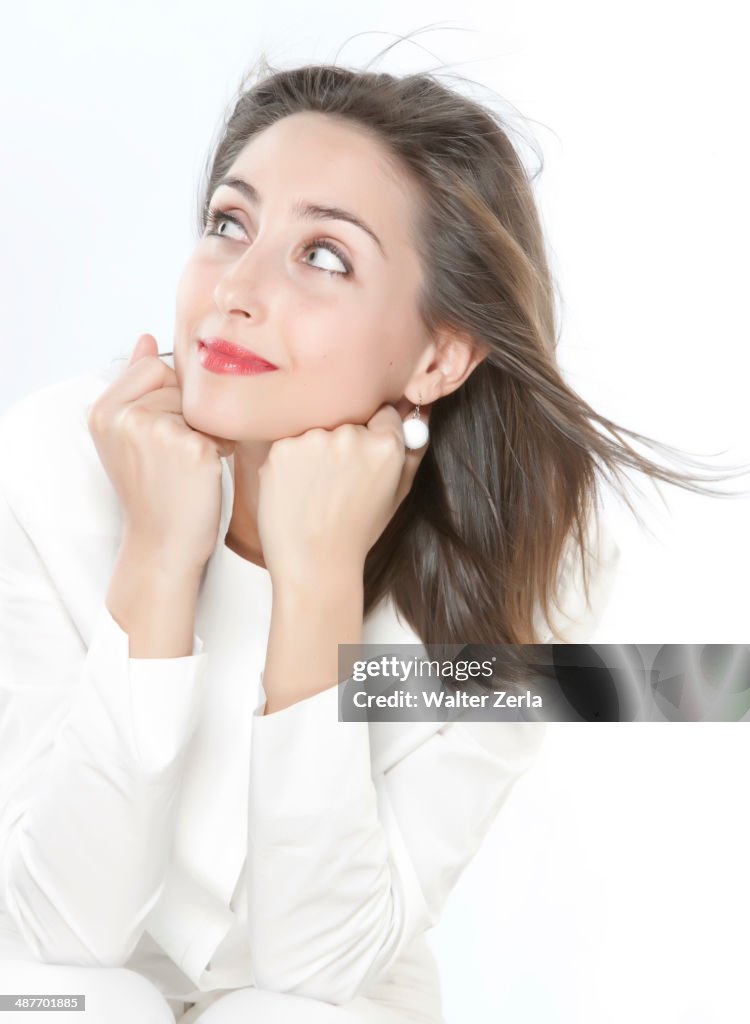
[105,339,177,406]
[365,404,406,447]
[127,333,157,367]
[366,403,430,509]
[118,387,236,458]
[116,388,236,458]
[125,384,184,415]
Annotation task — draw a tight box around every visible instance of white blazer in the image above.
[0,362,621,1012]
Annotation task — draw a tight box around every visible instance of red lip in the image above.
[199,337,278,369]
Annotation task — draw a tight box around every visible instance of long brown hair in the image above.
[190,55,748,665]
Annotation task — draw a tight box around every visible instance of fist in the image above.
[88,334,236,574]
[256,403,430,583]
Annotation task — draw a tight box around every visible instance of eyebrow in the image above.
[212,175,387,259]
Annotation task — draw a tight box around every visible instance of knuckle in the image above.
[270,437,292,457]
[184,431,209,460]
[373,432,401,457]
[150,415,178,445]
[86,402,106,435]
[334,424,358,443]
[118,404,148,434]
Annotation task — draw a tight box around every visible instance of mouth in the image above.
[197,337,279,376]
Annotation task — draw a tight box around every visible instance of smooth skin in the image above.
[171,111,486,567]
[90,111,487,703]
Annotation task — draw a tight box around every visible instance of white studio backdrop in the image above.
[1,3,748,1023]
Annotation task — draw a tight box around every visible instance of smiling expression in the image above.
[173,110,432,442]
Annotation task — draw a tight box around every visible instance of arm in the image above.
[247,566,546,1004]
[106,533,204,659]
[247,679,546,1004]
[0,481,208,967]
[260,567,363,715]
[247,513,620,1003]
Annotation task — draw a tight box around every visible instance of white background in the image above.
[1,2,748,1022]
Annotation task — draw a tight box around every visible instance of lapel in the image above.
[146,453,447,985]
[20,378,447,987]
[16,363,611,987]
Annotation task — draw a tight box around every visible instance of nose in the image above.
[212,242,268,320]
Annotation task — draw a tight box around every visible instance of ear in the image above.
[410,327,489,404]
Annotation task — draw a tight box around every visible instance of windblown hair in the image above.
[190,54,747,675]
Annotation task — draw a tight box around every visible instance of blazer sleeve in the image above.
[247,692,545,1005]
[0,445,209,967]
[245,509,621,1005]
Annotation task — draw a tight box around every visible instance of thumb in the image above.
[127,333,158,367]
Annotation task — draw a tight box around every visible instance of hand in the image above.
[88,334,237,575]
[256,403,430,583]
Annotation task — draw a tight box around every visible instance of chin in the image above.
[180,396,223,436]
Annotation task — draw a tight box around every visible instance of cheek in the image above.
[297,326,405,425]
[173,259,216,375]
[297,317,387,386]
[175,259,206,320]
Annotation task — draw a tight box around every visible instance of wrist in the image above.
[262,566,365,711]
[119,529,208,585]
[270,573,364,610]
[271,561,365,606]
[107,538,204,659]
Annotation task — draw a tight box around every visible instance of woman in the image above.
[0,60,740,1023]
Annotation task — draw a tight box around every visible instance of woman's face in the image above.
[173,110,432,442]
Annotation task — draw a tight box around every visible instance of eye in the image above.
[204,208,246,241]
[203,207,352,279]
[301,238,351,277]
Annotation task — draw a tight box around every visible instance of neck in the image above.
[225,440,272,567]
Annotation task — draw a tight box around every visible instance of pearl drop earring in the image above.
[402,394,430,450]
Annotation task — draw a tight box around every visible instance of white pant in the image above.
[0,958,410,1023]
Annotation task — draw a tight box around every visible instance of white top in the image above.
[0,363,621,1021]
